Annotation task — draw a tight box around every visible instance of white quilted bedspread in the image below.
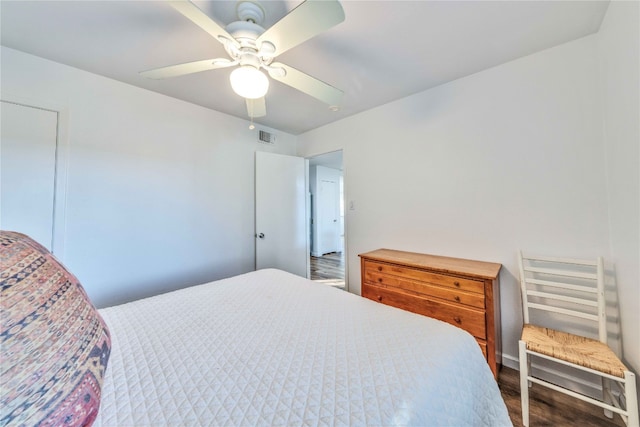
[95,269,511,426]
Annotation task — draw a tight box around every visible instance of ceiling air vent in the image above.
[258,130,275,144]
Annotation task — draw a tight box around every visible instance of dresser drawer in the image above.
[476,339,487,359]
[364,260,484,294]
[363,284,487,339]
[364,270,485,309]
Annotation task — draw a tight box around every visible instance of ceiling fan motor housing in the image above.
[225,19,278,71]
[236,1,265,25]
[225,20,264,42]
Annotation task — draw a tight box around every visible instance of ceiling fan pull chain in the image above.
[248,101,256,130]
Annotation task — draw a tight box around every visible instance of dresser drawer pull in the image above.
[454,281,460,287]
[454,296,461,302]
[378,266,383,271]
[453,316,462,324]
[378,278,383,283]
[377,295,383,302]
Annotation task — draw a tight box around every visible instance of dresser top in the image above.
[359,248,501,280]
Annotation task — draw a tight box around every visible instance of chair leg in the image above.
[602,377,613,419]
[519,340,530,427]
[625,371,638,427]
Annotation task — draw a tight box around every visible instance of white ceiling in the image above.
[0,1,609,135]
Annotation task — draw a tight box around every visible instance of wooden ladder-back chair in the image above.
[517,251,638,426]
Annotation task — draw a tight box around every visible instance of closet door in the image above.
[1,101,58,250]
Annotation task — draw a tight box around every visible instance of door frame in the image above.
[1,93,70,259]
[306,149,348,292]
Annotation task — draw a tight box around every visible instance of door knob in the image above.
[257,233,265,239]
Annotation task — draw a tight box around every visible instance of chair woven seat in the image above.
[521,324,627,378]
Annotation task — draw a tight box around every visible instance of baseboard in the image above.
[502,354,603,399]
[502,354,519,370]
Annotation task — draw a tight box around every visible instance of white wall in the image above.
[1,46,296,308]
[298,35,616,369]
[597,1,640,375]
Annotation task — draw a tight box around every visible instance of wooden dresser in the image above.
[359,248,502,378]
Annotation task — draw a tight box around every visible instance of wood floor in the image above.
[498,366,626,427]
[310,252,345,289]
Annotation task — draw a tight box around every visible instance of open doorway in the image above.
[308,150,345,290]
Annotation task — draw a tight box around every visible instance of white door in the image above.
[1,101,58,250]
[255,151,308,277]
[319,179,339,254]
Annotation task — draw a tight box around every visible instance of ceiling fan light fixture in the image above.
[230,66,269,99]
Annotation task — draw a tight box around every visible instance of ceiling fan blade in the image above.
[169,1,239,48]
[269,62,343,106]
[246,97,267,118]
[140,58,235,79]
[256,0,344,57]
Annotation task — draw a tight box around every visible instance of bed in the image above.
[1,231,511,426]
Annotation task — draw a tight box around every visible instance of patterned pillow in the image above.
[0,231,111,427]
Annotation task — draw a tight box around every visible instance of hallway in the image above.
[310,252,345,290]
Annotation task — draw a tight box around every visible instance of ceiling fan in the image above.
[140,0,345,119]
